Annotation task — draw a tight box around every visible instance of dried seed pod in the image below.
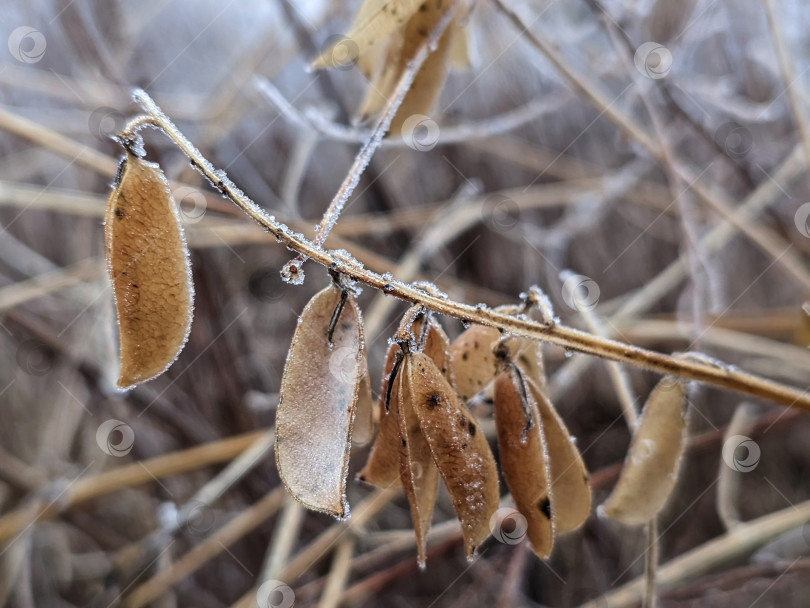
[353,350,375,447]
[397,363,440,566]
[275,284,366,518]
[525,376,591,533]
[358,312,453,486]
[450,324,501,401]
[422,316,455,386]
[104,151,193,389]
[357,343,401,487]
[406,352,499,558]
[494,367,554,558]
[601,377,688,525]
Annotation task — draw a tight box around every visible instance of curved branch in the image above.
[121,90,810,412]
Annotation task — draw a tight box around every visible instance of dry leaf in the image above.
[601,377,688,525]
[357,343,401,487]
[104,151,193,389]
[450,324,501,401]
[406,351,499,558]
[382,0,454,134]
[494,367,554,558]
[525,375,591,533]
[312,0,423,71]
[397,363,440,565]
[275,284,366,518]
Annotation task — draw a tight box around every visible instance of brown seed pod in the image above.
[494,366,554,558]
[353,354,375,447]
[397,362,440,566]
[104,151,193,389]
[406,352,499,558]
[524,375,591,533]
[275,284,366,519]
[357,312,454,487]
[357,343,401,487]
[601,377,688,525]
[450,324,501,401]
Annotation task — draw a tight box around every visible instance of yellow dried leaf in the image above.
[450,324,501,401]
[397,363,440,565]
[406,352,499,558]
[447,22,471,69]
[312,0,423,71]
[494,367,554,558]
[601,377,688,525]
[357,343,401,487]
[104,151,193,389]
[525,375,591,533]
[384,1,454,135]
[275,285,366,518]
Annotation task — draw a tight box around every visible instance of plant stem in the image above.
[120,92,810,412]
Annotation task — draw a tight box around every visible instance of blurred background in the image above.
[1,0,810,606]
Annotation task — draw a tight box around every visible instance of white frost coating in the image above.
[523,285,557,326]
[280,259,305,285]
